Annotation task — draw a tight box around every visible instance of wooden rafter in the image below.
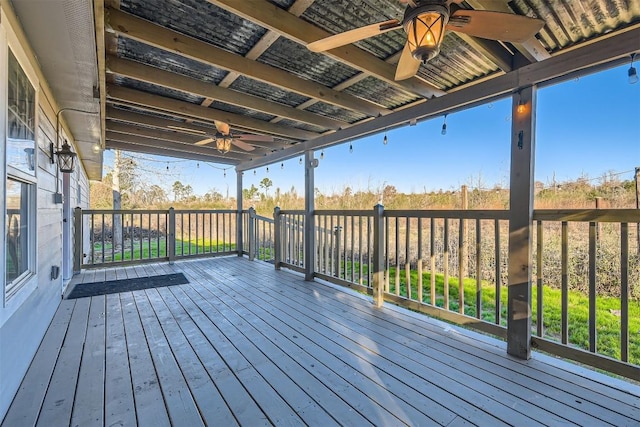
[106,85,319,141]
[105,7,387,118]
[106,56,346,131]
[207,0,446,99]
[105,140,239,164]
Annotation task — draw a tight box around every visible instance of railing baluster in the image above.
[536,220,543,336]
[406,217,411,299]
[494,219,501,325]
[589,221,597,353]
[620,223,629,362]
[417,218,423,303]
[395,217,400,296]
[561,221,568,344]
[385,216,390,293]
[476,218,482,320]
[430,218,436,306]
[458,217,464,314]
[351,215,355,284]
[444,218,450,310]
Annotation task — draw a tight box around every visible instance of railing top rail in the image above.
[83,209,170,214]
[254,215,275,224]
[278,210,305,215]
[533,209,640,223]
[384,209,510,220]
[315,210,374,216]
[174,209,238,214]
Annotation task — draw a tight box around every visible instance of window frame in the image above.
[2,18,39,309]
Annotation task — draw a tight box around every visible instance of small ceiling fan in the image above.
[307,0,545,81]
[169,120,274,154]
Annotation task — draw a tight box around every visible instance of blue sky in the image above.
[105,63,640,197]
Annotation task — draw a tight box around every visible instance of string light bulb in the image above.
[281,162,284,169]
[349,143,353,153]
[197,162,200,168]
[629,53,638,84]
[383,131,388,145]
[320,150,324,159]
[253,170,256,176]
[223,169,226,178]
[441,114,447,135]
[299,157,302,165]
[266,167,269,174]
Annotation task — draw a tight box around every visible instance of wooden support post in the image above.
[507,85,536,360]
[372,204,385,307]
[236,170,243,256]
[248,207,256,261]
[73,207,83,274]
[168,207,176,264]
[304,150,316,281]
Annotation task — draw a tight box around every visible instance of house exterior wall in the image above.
[0,5,91,420]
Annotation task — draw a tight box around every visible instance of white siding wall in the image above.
[0,7,92,420]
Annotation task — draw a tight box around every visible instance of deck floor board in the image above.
[4,257,639,427]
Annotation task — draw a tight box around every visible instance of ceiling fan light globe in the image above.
[404,4,448,63]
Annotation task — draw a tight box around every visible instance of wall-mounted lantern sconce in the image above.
[56,139,77,173]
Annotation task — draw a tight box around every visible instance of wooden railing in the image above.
[75,208,237,268]
[73,206,639,378]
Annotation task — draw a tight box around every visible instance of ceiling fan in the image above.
[169,120,274,154]
[307,0,545,81]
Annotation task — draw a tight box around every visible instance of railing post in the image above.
[372,204,385,307]
[273,206,281,270]
[168,207,176,264]
[236,170,243,256]
[248,207,256,261]
[73,207,83,274]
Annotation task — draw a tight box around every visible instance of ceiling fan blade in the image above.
[307,19,401,52]
[194,137,215,146]
[236,134,274,142]
[395,42,421,81]
[231,139,256,152]
[167,125,206,135]
[447,10,545,43]
[214,120,231,135]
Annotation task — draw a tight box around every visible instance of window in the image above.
[5,48,36,301]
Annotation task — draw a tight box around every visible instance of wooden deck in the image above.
[3,257,639,427]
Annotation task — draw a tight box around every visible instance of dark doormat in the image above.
[66,273,189,299]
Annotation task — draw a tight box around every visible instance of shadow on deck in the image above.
[3,257,639,426]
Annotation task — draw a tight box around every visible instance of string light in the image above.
[320,150,324,159]
[223,170,226,178]
[629,53,638,84]
[196,162,200,168]
[349,143,353,153]
[281,162,284,169]
[254,170,256,176]
[299,157,302,165]
[266,167,269,174]
[166,162,169,171]
[383,131,388,145]
[441,114,447,135]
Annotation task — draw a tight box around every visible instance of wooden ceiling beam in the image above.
[105,7,386,118]
[106,56,346,130]
[105,140,239,165]
[106,131,251,162]
[106,85,319,140]
[207,0,446,99]
[105,106,291,150]
[107,120,287,155]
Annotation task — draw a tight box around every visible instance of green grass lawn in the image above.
[91,237,236,262]
[384,267,639,364]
